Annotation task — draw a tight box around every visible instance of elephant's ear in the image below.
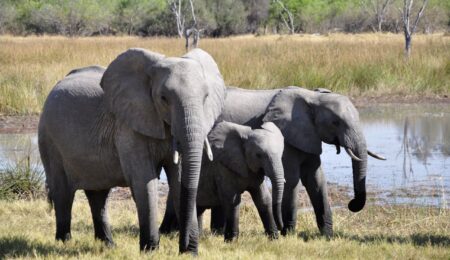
[263,89,322,155]
[182,49,226,133]
[100,48,166,139]
[208,122,251,178]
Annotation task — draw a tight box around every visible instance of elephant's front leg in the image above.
[131,176,159,251]
[116,132,160,251]
[249,184,278,239]
[197,206,207,236]
[300,156,333,237]
[281,149,301,236]
[222,194,241,242]
[160,163,181,234]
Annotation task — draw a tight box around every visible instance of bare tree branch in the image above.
[168,0,185,38]
[184,0,201,51]
[402,0,428,58]
[274,0,294,34]
[412,0,428,34]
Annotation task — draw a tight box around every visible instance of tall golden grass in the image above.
[0,33,449,115]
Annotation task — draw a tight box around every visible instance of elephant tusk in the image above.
[335,144,341,154]
[172,139,180,165]
[367,150,386,160]
[345,147,362,161]
[205,138,213,161]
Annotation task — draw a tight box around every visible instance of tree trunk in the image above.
[404,33,412,58]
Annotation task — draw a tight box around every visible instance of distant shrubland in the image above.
[0,0,448,37]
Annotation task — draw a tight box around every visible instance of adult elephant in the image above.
[38,48,225,254]
[160,86,385,237]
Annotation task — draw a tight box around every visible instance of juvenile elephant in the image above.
[196,121,285,241]
[161,86,385,237]
[38,48,225,254]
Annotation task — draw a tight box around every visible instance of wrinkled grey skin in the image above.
[196,121,285,241]
[38,48,225,254]
[162,86,383,237]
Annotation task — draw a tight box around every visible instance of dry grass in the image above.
[0,33,449,115]
[0,196,449,259]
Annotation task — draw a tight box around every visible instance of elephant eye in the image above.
[203,93,208,104]
[256,153,262,159]
[161,95,168,104]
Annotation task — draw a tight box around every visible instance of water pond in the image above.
[1,104,448,207]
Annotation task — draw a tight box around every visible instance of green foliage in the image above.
[0,0,448,36]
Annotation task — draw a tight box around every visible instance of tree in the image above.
[402,0,428,58]
[361,0,393,32]
[244,0,270,33]
[168,0,185,37]
[273,0,295,34]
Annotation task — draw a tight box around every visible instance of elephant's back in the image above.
[222,87,280,127]
[40,66,105,131]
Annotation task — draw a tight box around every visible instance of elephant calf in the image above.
[196,121,285,241]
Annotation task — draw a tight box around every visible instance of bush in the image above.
[0,157,45,200]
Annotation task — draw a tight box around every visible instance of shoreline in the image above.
[1,96,448,134]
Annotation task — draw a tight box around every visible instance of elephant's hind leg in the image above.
[85,189,114,246]
[52,173,75,242]
[40,141,74,242]
[300,159,333,238]
[210,206,225,235]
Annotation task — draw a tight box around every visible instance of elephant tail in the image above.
[38,128,55,212]
[45,182,54,211]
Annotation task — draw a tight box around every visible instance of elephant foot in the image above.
[266,231,279,240]
[56,232,71,242]
[140,238,160,252]
[211,227,224,236]
[224,232,239,242]
[320,226,333,239]
[103,240,116,248]
[179,244,198,256]
[281,225,295,236]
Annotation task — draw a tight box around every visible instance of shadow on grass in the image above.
[297,231,450,247]
[0,235,100,258]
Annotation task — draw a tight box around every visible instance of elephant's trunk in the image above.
[176,101,205,254]
[266,158,285,231]
[344,129,368,213]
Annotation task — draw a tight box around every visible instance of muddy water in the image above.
[0,104,449,206]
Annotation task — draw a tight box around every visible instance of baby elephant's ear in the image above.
[208,122,252,178]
